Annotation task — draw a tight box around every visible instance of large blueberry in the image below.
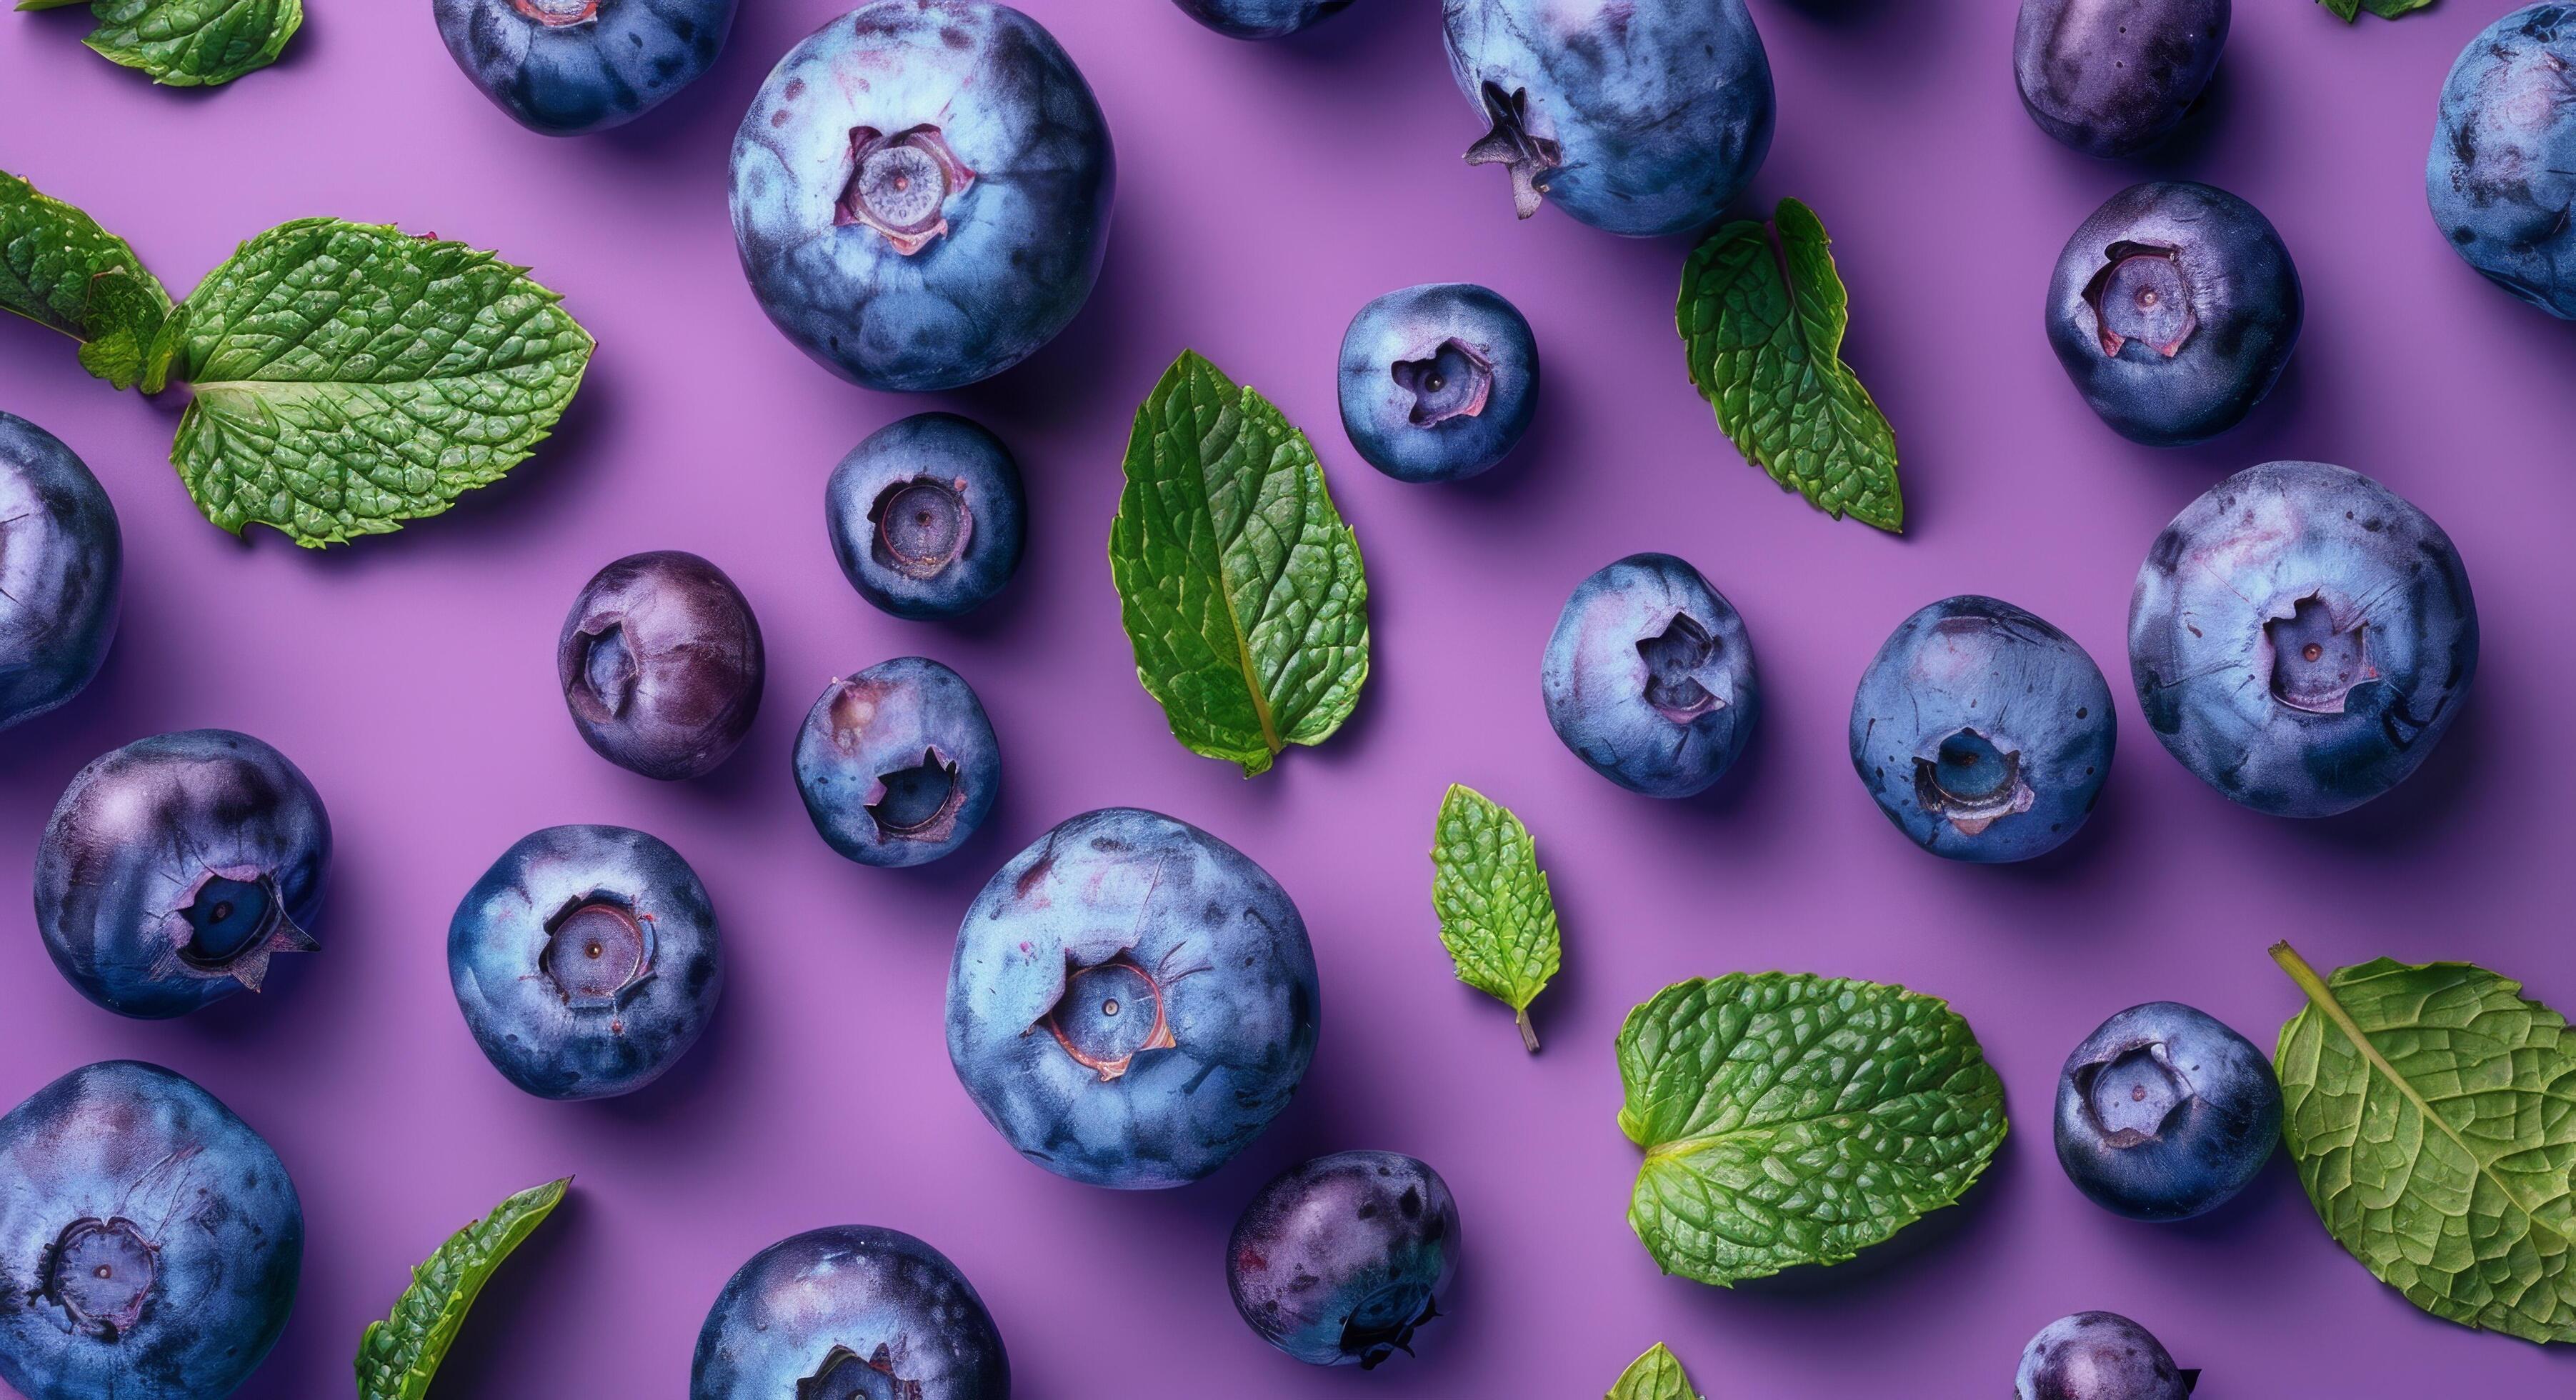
[433,0,738,136]
[1849,596,2114,864]
[2055,1002,2278,1222]
[947,808,1320,1189]
[558,551,764,780]
[0,1061,301,1400]
[2017,1312,2197,1400]
[1443,0,1772,236]
[729,1,1116,391]
[2045,181,2300,446]
[1337,283,1539,484]
[0,414,118,733]
[1540,553,1758,799]
[448,824,723,1100]
[2015,0,2227,158]
[36,731,329,1020]
[692,1226,1005,1400]
[2428,4,2576,317]
[2130,461,2476,818]
[827,415,1027,621]
[1228,1151,1459,1369]
[1174,0,1348,39]
[794,657,1000,868]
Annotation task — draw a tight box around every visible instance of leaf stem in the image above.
[1515,1006,1539,1054]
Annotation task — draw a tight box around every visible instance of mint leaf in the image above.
[2321,0,2432,21]
[1618,971,2006,1285]
[1608,1343,1703,1400]
[1110,349,1369,776]
[1430,783,1561,1051]
[356,1177,568,1400]
[56,0,304,86]
[1,168,171,364]
[1678,196,1902,533]
[2270,941,2576,1342]
[167,218,594,546]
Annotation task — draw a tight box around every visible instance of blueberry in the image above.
[559,551,764,780]
[2045,181,2300,446]
[1337,284,1539,484]
[2016,1311,2198,1400]
[1227,1151,1459,1369]
[947,808,1320,1189]
[432,0,739,136]
[448,824,723,1100]
[692,1225,1006,1400]
[2014,0,2227,159]
[35,731,329,1020]
[2428,4,2576,317]
[0,1061,301,1400]
[1174,0,1349,39]
[793,658,999,869]
[729,1,1116,391]
[1443,0,1773,236]
[2129,461,2477,818]
[1540,553,1758,799]
[827,415,1027,621]
[1849,596,2115,864]
[2055,1001,2278,1222]
[0,414,118,732]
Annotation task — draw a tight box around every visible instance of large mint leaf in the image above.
[168,218,594,547]
[1678,196,1902,533]
[1618,972,2006,1285]
[1110,349,1369,776]
[24,0,305,86]
[0,167,172,387]
[2270,941,2576,1342]
[1430,783,1562,1051]
[356,1177,568,1400]
[1607,1343,1702,1400]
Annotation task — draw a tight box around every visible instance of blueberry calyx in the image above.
[835,126,976,256]
[868,476,974,581]
[1342,1289,1439,1371]
[39,1217,158,1338]
[161,867,316,992]
[1637,612,1732,722]
[797,1342,914,1400]
[566,618,639,723]
[866,746,964,842]
[1910,728,2037,836]
[1043,952,1179,1082]
[540,894,656,1011]
[2082,241,2197,358]
[1391,339,1494,426]
[2265,594,2377,715]
[2072,1039,2192,1149]
[1464,81,1562,219]
[509,0,600,26]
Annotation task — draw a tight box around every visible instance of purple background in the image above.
[3,1,2572,1395]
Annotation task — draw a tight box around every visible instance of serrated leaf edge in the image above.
[355,1176,569,1400]
[1429,781,1560,1051]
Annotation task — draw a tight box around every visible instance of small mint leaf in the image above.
[75,266,168,390]
[1109,349,1370,776]
[1430,783,1562,1051]
[1678,195,1902,532]
[1,167,172,368]
[167,217,594,546]
[1608,1343,1704,1400]
[356,1177,569,1400]
[77,0,302,86]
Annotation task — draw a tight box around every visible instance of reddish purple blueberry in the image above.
[2017,1311,2198,1400]
[1228,1151,1459,1369]
[826,415,1027,621]
[0,414,119,733]
[793,657,1000,869]
[2015,0,2227,159]
[558,551,765,781]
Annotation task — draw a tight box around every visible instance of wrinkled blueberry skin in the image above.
[1541,553,1759,799]
[448,824,723,1100]
[0,1061,301,1400]
[0,414,118,733]
[2130,461,2477,818]
[1849,596,2115,864]
[1228,1151,1459,1369]
[1337,284,1539,484]
[794,657,1000,869]
[1174,0,1348,39]
[2055,1002,2279,1222]
[2045,181,2301,447]
[2017,1311,2198,1400]
[827,415,1027,620]
[947,808,1320,1189]
[433,0,737,136]
[1442,0,1772,236]
[2428,5,2576,317]
[559,551,764,780]
[2014,0,2227,158]
[730,2,1116,391]
[692,1226,1006,1400]
[36,731,331,1020]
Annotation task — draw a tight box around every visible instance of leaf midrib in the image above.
[1641,1082,1977,1164]
[1197,376,1280,759]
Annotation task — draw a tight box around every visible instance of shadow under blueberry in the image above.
[2295,684,2485,856]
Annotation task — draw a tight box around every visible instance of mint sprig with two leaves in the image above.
[1,170,594,547]
[1429,784,1562,1051]
[18,0,303,87]
[356,1176,569,1400]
